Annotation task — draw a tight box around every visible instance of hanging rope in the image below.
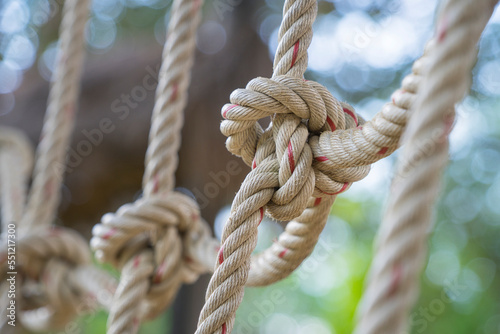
[355,0,498,333]
[91,0,219,333]
[0,0,118,331]
[22,0,90,231]
[195,0,434,332]
[0,128,116,332]
[0,127,33,334]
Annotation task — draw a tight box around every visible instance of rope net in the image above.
[0,0,497,333]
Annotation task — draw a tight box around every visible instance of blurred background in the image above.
[1,0,500,333]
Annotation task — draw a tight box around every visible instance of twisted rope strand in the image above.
[354,1,498,333]
[197,0,434,331]
[90,1,220,333]
[0,128,33,230]
[0,1,119,331]
[143,0,202,195]
[23,0,90,230]
[196,2,318,332]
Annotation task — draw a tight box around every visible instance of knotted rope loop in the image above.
[198,0,429,330]
[91,191,213,319]
[221,75,369,221]
[0,227,94,331]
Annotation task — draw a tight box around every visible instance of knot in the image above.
[0,227,92,331]
[91,191,214,315]
[221,75,370,220]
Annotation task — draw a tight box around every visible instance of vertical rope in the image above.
[23,0,90,229]
[142,0,202,196]
[355,1,498,333]
[0,1,119,332]
[0,130,33,228]
[196,1,318,333]
[93,1,208,333]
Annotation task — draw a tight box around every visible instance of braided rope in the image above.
[91,0,219,333]
[23,0,90,230]
[355,1,498,333]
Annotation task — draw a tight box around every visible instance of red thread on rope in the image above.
[442,113,455,140]
[218,246,224,264]
[333,182,349,195]
[132,317,139,329]
[320,182,349,196]
[252,158,257,170]
[171,83,179,101]
[388,263,403,296]
[315,156,328,162]
[133,256,140,268]
[326,116,336,131]
[290,40,300,69]
[377,147,388,155]
[154,262,167,284]
[343,108,358,126]
[102,228,117,240]
[437,15,448,42]
[221,323,227,334]
[287,141,295,173]
[314,197,322,206]
[259,207,264,225]
[278,249,288,258]
[222,104,238,119]
[152,174,160,194]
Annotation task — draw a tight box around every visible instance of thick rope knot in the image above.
[91,191,213,319]
[221,75,370,220]
[0,227,92,330]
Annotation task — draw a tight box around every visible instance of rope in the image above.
[0,127,33,229]
[0,0,119,331]
[354,1,498,333]
[22,0,90,230]
[0,129,117,332]
[142,0,202,196]
[196,0,429,332]
[0,127,32,334]
[91,0,219,333]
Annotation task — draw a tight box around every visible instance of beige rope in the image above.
[142,0,202,196]
[354,1,498,333]
[0,127,33,229]
[22,0,90,230]
[0,128,117,332]
[0,0,120,331]
[196,0,431,332]
[91,0,219,333]
[0,128,32,334]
